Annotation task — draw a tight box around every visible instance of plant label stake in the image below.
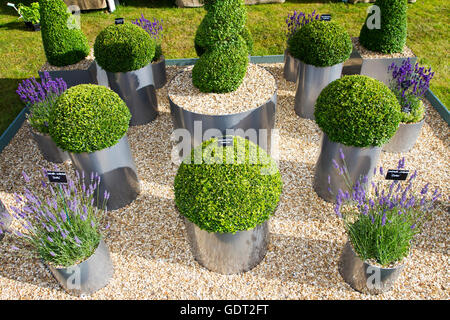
[47,171,71,224]
[115,18,124,25]
[385,169,409,181]
[320,14,332,21]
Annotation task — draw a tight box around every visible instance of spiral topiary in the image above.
[359,0,408,54]
[314,75,402,147]
[49,84,131,153]
[288,20,352,67]
[174,136,282,234]
[94,23,155,73]
[39,0,90,67]
[193,0,251,93]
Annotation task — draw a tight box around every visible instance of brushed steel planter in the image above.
[38,61,97,89]
[283,49,301,82]
[169,91,277,155]
[47,239,114,296]
[0,200,11,241]
[69,135,140,211]
[314,134,382,203]
[294,62,343,120]
[30,127,70,163]
[339,241,405,295]
[184,218,269,274]
[106,63,158,126]
[383,118,425,153]
[152,56,167,89]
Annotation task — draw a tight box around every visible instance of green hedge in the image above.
[192,38,248,93]
[94,23,155,73]
[359,0,408,54]
[39,0,90,67]
[49,84,131,153]
[288,20,352,67]
[314,75,402,147]
[174,136,282,233]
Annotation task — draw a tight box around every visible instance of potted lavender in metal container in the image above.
[16,73,69,163]
[9,169,114,296]
[283,10,319,82]
[334,157,441,295]
[383,59,435,153]
[133,14,166,89]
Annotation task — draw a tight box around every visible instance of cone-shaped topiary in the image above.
[94,23,155,73]
[174,136,282,234]
[314,75,402,148]
[49,84,131,153]
[193,0,251,93]
[39,0,90,67]
[359,0,408,54]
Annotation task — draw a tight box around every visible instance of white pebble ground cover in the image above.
[0,63,448,300]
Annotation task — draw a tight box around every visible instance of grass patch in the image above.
[0,0,448,135]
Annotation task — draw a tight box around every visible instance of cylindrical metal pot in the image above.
[184,218,269,274]
[39,61,97,89]
[314,134,382,203]
[0,200,12,241]
[69,135,140,211]
[169,91,277,156]
[283,49,301,83]
[152,55,167,89]
[47,239,114,296]
[383,118,425,153]
[30,127,70,163]
[339,241,406,295]
[106,63,158,126]
[294,62,343,120]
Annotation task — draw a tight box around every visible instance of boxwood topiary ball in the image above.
[192,38,249,93]
[49,84,131,153]
[94,23,155,73]
[174,136,282,234]
[314,75,402,148]
[288,20,352,67]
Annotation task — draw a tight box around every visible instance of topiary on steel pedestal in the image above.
[39,0,90,66]
[192,0,253,93]
[359,0,408,54]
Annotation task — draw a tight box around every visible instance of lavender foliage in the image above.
[132,14,164,61]
[16,72,67,134]
[388,58,434,123]
[285,10,319,41]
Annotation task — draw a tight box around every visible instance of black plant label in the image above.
[217,137,233,147]
[47,171,67,184]
[385,169,409,181]
[115,18,124,25]
[320,14,332,21]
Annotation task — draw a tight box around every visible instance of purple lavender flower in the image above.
[49,251,56,257]
[286,9,319,40]
[74,236,82,245]
[47,236,54,243]
[133,14,164,40]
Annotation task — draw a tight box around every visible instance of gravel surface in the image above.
[352,37,416,59]
[40,49,95,72]
[0,63,448,300]
[168,64,277,115]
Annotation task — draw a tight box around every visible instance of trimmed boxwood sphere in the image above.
[174,136,282,234]
[192,38,249,93]
[94,23,155,73]
[288,20,352,67]
[314,75,402,147]
[49,84,131,153]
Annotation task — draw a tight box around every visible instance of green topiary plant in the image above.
[94,23,155,73]
[314,75,402,147]
[192,38,249,93]
[193,0,251,93]
[359,0,408,54]
[39,0,90,67]
[288,20,352,67]
[174,136,282,234]
[49,84,131,153]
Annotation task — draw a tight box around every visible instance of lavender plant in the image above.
[333,153,441,266]
[132,14,164,62]
[388,58,435,123]
[9,169,110,267]
[16,72,67,134]
[285,9,319,41]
